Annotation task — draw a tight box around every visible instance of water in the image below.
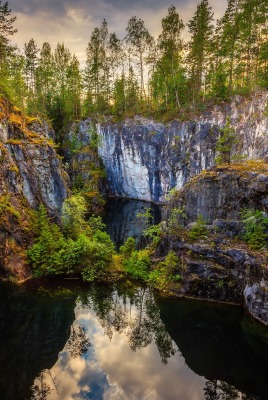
[102,198,162,249]
[1,280,268,400]
[1,198,268,400]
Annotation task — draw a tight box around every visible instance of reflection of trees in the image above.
[65,325,90,358]
[31,324,89,399]
[78,283,177,363]
[204,380,260,400]
[31,370,58,400]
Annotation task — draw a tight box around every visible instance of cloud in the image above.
[33,305,206,400]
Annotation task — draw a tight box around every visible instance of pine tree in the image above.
[125,16,153,101]
[212,0,240,96]
[35,42,55,115]
[24,38,39,98]
[0,1,17,64]
[0,1,17,98]
[187,0,214,105]
[151,5,186,108]
[85,20,109,112]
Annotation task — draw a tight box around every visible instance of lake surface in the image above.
[1,199,268,400]
[1,280,268,400]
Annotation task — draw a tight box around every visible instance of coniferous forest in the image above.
[0,0,267,137]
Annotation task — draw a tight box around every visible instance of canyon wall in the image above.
[92,92,268,202]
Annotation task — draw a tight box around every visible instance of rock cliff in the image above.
[69,91,268,202]
[158,163,268,325]
[165,162,268,223]
[0,98,68,280]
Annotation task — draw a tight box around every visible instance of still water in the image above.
[1,199,268,400]
[1,280,268,400]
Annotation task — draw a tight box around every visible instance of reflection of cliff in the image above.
[0,283,76,400]
[102,198,161,249]
[158,297,268,399]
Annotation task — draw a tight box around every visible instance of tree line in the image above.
[0,0,267,135]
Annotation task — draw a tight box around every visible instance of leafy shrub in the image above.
[215,117,237,165]
[62,194,88,238]
[27,204,114,280]
[148,250,181,291]
[123,250,151,281]
[241,209,268,249]
[144,224,162,248]
[28,205,70,276]
[119,237,136,258]
[166,207,186,237]
[188,215,208,241]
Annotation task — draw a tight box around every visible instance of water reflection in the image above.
[102,198,162,249]
[0,283,76,400]
[0,281,267,399]
[31,285,204,400]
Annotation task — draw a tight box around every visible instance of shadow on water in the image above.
[0,282,76,400]
[102,197,162,250]
[157,295,268,399]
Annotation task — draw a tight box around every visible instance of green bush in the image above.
[241,209,268,249]
[27,204,114,280]
[119,237,136,258]
[188,215,208,241]
[123,250,151,281]
[148,250,181,290]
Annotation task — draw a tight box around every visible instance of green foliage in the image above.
[88,215,106,234]
[2,1,268,126]
[148,251,181,291]
[166,207,186,237]
[123,250,151,281]
[27,205,69,276]
[216,117,237,165]
[188,214,208,241]
[144,224,162,248]
[119,237,136,258]
[241,209,268,249]
[27,203,114,280]
[62,194,88,238]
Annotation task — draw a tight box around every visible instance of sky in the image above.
[10,0,227,66]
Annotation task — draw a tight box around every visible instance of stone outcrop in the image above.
[158,163,268,325]
[69,91,268,202]
[165,163,268,223]
[0,98,68,280]
[244,282,268,325]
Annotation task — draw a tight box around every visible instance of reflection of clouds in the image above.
[33,298,205,400]
[93,329,204,400]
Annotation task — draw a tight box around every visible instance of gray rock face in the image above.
[70,92,268,202]
[166,167,268,223]
[244,282,268,325]
[0,100,69,279]
[0,120,68,215]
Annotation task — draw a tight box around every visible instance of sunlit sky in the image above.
[10,0,227,66]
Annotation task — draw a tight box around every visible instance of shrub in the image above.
[123,250,151,281]
[188,215,208,241]
[148,250,181,291]
[62,194,88,238]
[27,204,114,280]
[215,117,237,165]
[119,237,136,258]
[241,209,268,249]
